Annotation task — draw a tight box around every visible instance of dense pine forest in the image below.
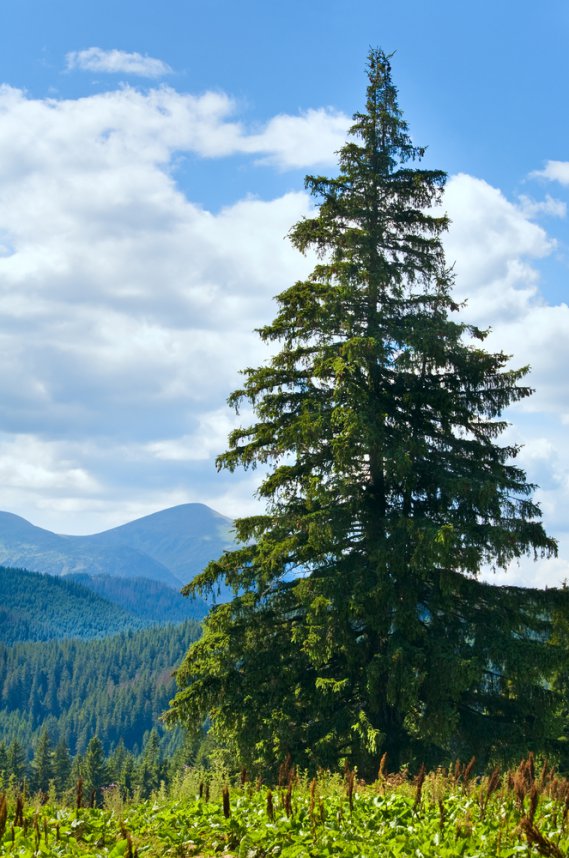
[0,566,207,644]
[67,573,208,624]
[0,620,201,762]
[0,566,146,643]
[0,537,209,800]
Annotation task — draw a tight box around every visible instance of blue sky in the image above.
[0,0,567,588]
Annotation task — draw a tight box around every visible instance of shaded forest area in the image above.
[0,566,144,643]
[0,565,206,644]
[0,620,201,757]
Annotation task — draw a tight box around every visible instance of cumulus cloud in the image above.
[66,47,172,77]
[242,108,350,169]
[443,173,553,326]
[531,160,569,186]
[441,172,569,588]
[517,194,567,219]
[0,435,98,493]
[0,84,348,178]
[0,82,324,531]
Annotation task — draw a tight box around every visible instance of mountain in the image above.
[0,503,235,590]
[0,565,145,643]
[90,503,235,584]
[0,511,179,587]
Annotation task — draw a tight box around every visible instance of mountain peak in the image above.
[0,503,235,588]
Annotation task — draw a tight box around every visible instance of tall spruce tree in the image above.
[167,50,558,775]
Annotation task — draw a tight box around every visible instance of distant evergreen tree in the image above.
[120,751,136,797]
[0,741,7,788]
[7,739,27,787]
[137,729,163,797]
[108,739,136,795]
[108,739,127,783]
[52,739,72,795]
[31,728,53,793]
[83,737,108,806]
[70,752,84,797]
[169,727,206,772]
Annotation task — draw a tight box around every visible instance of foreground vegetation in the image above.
[1,756,569,856]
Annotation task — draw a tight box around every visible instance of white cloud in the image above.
[0,83,324,532]
[482,553,569,590]
[443,174,552,326]
[0,84,348,182]
[0,435,99,495]
[531,160,569,186]
[489,304,569,415]
[66,47,172,78]
[440,173,569,588]
[146,409,243,462]
[242,108,350,169]
[517,193,567,219]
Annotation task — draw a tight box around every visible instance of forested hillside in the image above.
[0,566,145,643]
[68,573,209,622]
[0,619,201,756]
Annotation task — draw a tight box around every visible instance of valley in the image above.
[0,502,230,780]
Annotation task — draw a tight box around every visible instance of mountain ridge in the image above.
[0,503,235,590]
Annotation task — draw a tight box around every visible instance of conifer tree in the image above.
[70,752,84,796]
[52,739,72,796]
[31,729,53,793]
[137,729,163,797]
[83,737,107,806]
[116,747,136,797]
[0,741,7,788]
[7,740,27,787]
[167,49,558,774]
[108,739,127,785]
